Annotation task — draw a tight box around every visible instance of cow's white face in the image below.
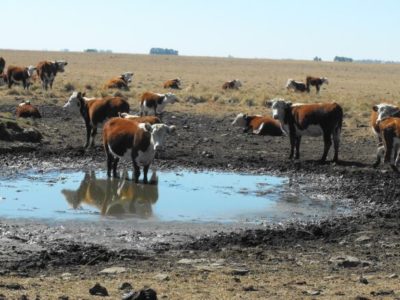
[232,113,247,127]
[26,66,36,77]
[234,80,242,88]
[121,72,134,83]
[164,93,178,104]
[267,99,291,122]
[322,77,329,84]
[286,79,294,89]
[373,103,400,123]
[63,91,82,112]
[149,124,176,151]
[55,60,67,72]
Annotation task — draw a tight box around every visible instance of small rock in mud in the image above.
[359,276,368,284]
[230,268,250,276]
[100,266,127,274]
[89,283,109,296]
[329,255,361,268]
[388,273,398,279]
[119,282,133,291]
[154,273,170,281]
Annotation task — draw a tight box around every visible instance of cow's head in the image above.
[146,123,176,151]
[55,60,68,72]
[322,77,329,84]
[234,79,242,88]
[19,100,31,107]
[232,113,248,127]
[121,72,134,83]
[63,91,85,112]
[266,99,291,122]
[286,79,294,89]
[164,93,179,104]
[373,103,400,123]
[26,66,37,77]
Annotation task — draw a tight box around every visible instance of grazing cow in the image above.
[266,99,343,162]
[232,113,283,136]
[163,78,181,89]
[104,72,134,91]
[36,60,67,90]
[63,91,130,148]
[6,65,36,89]
[0,57,5,74]
[140,91,178,116]
[286,79,308,92]
[374,117,400,172]
[119,112,161,124]
[222,79,242,90]
[371,103,400,143]
[16,101,41,118]
[306,76,329,93]
[103,117,176,183]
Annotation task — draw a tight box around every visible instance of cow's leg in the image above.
[22,79,27,90]
[332,126,341,162]
[383,131,393,164]
[50,80,53,89]
[289,134,295,159]
[316,85,320,94]
[105,145,113,177]
[84,123,92,148]
[153,106,157,116]
[90,126,97,148]
[321,131,332,162]
[295,136,301,159]
[133,162,140,183]
[112,157,119,178]
[143,165,150,184]
[373,145,385,167]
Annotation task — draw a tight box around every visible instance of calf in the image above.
[63,91,130,148]
[286,79,308,92]
[222,79,242,90]
[104,72,134,91]
[140,91,178,116]
[232,113,283,136]
[16,101,41,118]
[103,117,175,183]
[266,99,343,162]
[0,57,5,74]
[119,112,161,124]
[163,78,181,89]
[371,103,400,143]
[36,60,67,90]
[7,65,36,89]
[374,117,400,172]
[306,76,329,94]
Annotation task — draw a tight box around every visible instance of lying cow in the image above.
[104,72,134,91]
[306,76,329,94]
[374,117,400,172]
[163,78,181,89]
[119,112,161,124]
[0,57,5,74]
[232,113,283,136]
[222,79,242,90]
[63,91,130,148]
[16,101,41,118]
[6,65,36,89]
[371,103,400,143]
[266,99,343,162]
[103,117,176,183]
[140,92,178,116]
[286,79,308,92]
[36,60,67,90]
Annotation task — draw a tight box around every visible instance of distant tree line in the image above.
[84,49,113,53]
[334,56,353,62]
[313,56,322,61]
[149,48,179,55]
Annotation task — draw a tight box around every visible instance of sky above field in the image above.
[2,0,399,61]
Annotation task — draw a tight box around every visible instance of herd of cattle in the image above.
[1,56,400,179]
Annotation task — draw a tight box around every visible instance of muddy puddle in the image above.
[0,170,350,224]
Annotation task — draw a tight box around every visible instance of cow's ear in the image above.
[265,100,272,108]
[82,92,86,98]
[168,125,176,134]
[372,105,378,112]
[145,123,153,132]
[285,101,292,107]
[77,92,82,98]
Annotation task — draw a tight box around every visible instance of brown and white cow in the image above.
[36,60,67,90]
[0,57,5,74]
[371,103,400,143]
[16,101,41,118]
[63,91,130,148]
[286,79,308,92]
[103,117,175,183]
[306,76,329,94]
[266,99,343,162]
[104,72,134,91]
[374,117,400,172]
[6,65,36,89]
[232,113,283,136]
[140,91,178,116]
[222,79,242,90]
[119,112,161,124]
[163,78,181,89]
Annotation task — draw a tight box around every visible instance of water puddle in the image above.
[0,170,349,223]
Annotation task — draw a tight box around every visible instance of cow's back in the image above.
[89,97,129,124]
[292,103,342,128]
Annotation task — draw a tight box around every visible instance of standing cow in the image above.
[36,60,68,90]
[7,65,36,89]
[222,79,242,90]
[0,57,5,74]
[306,76,329,94]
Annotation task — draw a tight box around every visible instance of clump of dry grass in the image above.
[63,82,75,92]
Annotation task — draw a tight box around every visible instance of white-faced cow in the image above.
[266,99,343,162]
[232,113,283,136]
[222,79,242,90]
[140,92,178,116]
[16,101,41,118]
[163,78,181,89]
[36,60,67,90]
[119,112,161,125]
[104,72,134,91]
[374,117,400,172]
[371,103,400,143]
[286,79,308,92]
[6,65,36,89]
[306,76,329,94]
[103,117,176,183]
[63,91,130,148]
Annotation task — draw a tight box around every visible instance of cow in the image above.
[6,65,36,89]
[306,76,329,94]
[16,100,41,118]
[104,72,134,91]
[222,79,242,90]
[119,112,161,125]
[266,99,343,162]
[103,117,176,183]
[371,103,400,143]
[36,60,67,90]
[286,79,308,92]
[0,57,5,74]
[232,113,283,136]
[140,92,178,116]
[163,78,181,89]
[374,117,400,172]
[63,91,130,148]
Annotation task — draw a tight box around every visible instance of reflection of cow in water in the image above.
[61,171,158,218]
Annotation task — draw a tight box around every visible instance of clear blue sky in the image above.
[2,0,399,61]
